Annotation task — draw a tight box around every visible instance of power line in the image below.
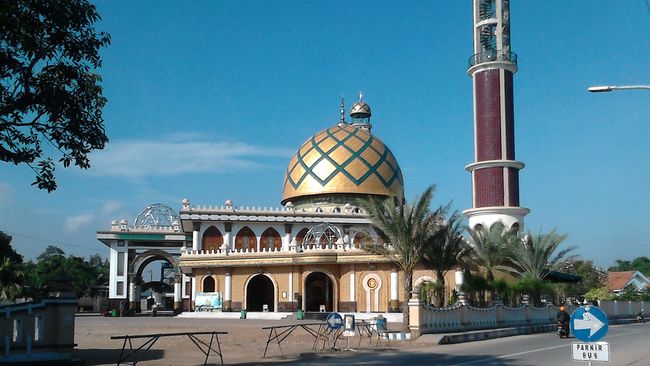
[4,231,104,254]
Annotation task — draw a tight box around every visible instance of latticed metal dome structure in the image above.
[134,203,180,228]
[302,223,344,247]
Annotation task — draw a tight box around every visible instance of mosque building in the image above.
[98,97,455,314]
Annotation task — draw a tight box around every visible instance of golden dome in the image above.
[282,124,403,204]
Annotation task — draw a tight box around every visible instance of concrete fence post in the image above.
[408,293,422,338]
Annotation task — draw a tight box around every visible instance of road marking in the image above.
[451,344,570,366]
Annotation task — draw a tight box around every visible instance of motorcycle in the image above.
[557,321,569,338]
[636,312,645,323]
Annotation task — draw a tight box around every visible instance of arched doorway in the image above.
[305,272,333,312]
[202,226,223,252]
[246,275,274,311]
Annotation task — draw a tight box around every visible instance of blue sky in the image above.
[1,1,648,268]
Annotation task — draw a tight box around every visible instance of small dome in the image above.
[350,101,371,117]
[134,203,180,228]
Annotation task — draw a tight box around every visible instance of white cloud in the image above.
[101,200,124,214]
[64,213,94,235]
[88,138,293,178]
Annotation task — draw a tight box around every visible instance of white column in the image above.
[223,232,231,250]
[173,276,182,312]
[283,232,291,251]
[225,270,232,302]
[191,278,197,303]
[349,270,356,302]
[192,224,200,251]
[390,270,398,301]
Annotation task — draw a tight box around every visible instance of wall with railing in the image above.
[408,295,645,337]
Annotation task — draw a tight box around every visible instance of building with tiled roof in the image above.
[606,271,650,293]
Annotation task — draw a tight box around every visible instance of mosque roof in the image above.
[281,123,403,204]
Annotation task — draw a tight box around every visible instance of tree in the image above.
[422,212,467,307]
[0,232,25,302]
[0,0,111,192]
[359,185,434,331]
[22,246,109,298]
[585,287,615,302]
[608,257,650,277]
[465,222,518,283]
[0,231,23,264]
[498,229,577,281]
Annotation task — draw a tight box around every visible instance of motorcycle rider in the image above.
[557,306,570,337]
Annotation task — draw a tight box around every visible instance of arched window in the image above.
[315,207,323,213]
[202,226,223,252]
[235,227,257,252]
[261,228,282,251]
[295,228,309,246]
[353,207,361,214]
[203,276,215,293]
[333,207,341,213]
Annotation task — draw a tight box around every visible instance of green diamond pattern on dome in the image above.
[285,125,403,191]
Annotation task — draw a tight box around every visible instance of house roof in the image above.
[606,271,640,291]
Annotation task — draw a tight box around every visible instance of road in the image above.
[282,323,650,366]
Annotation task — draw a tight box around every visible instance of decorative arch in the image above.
[260,227,281,251]
[352,230,374,248]
[202,276,216,293]
[361,273,383,312]
[243,273,277,311]
[235,226,257,252]
[130,249,178,278]
[202,226,223,252]
[294,228,308,245]
[414,275,436,291]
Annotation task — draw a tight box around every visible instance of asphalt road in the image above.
[281,323,650,366]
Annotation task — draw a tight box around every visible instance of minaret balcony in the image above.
[468,50,517,69]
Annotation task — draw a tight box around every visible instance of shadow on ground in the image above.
[231,349,530,366]
[74,348,165,365]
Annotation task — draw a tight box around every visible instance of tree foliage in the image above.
[422,212,467,307]
[608,257,650,277]
[0,0,110,191]
[23,245,108,298]
[464,222,518,282]
[358,185,435,330]
[498,229,577,280]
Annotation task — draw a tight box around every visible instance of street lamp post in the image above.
[588,85,650,93]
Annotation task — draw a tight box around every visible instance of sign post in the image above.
[570,305,610,365]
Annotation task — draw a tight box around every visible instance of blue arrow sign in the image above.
[570,305,608,342]
[326,312,343,330]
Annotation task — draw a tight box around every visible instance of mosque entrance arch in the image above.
[245,274,275,311]
[304,272,334,312]
[129,249,180,311]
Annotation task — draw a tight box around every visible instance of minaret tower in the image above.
[463,0,529,230]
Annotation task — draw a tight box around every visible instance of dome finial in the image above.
[338,96,347,126]
[358,91,363,102]
[349,93,372,132]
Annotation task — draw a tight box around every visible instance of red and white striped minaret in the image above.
[464,0,529,230]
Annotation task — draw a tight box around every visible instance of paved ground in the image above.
[74,316,649,365]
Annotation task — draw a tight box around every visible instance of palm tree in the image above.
[465,221,518,283]
[422,212,467,307]
[498,229,577,280]
[358,185,434,331]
